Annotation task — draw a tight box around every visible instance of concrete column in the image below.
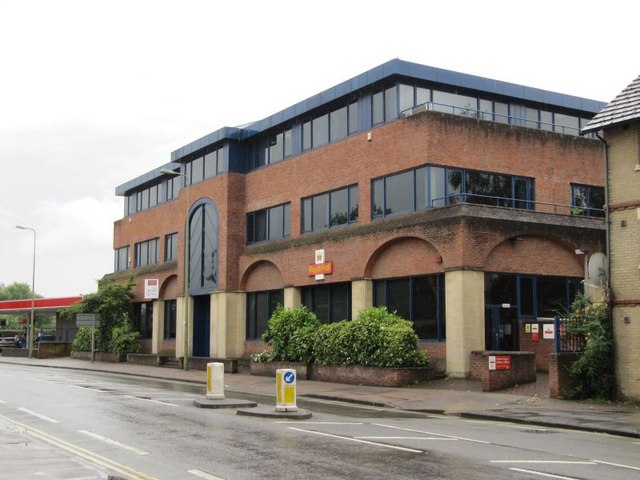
[151,300,164,354]
[445,269,485,378]
[210,291,246,359]
[284,287,301,309]
[351,279,373,319]
[176,296,192,359]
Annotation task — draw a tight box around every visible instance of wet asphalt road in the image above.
[1,364,639,480]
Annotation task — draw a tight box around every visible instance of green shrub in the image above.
[109,320,141,355]
[254,306,428,368]
[315,307,428,368]
[564,295,614,400]
[313,320,354,365]
[262,306,320,363]
[71,327,94,352]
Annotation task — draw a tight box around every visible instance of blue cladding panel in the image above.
[166,58,606,166]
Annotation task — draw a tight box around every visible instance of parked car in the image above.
[0,336,17,348]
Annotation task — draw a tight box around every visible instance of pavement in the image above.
[1,355,639,439]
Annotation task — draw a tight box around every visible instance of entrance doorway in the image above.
[192,295,210,357]
[485,305,518,351]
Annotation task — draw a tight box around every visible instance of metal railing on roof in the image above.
[430,193,605,217]
[401,102,591,137]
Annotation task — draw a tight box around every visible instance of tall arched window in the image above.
[188,201,218,294]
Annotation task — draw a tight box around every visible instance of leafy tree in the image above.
[0,282,49,330]
[0,282,35,300]
[61,278,136,353]
[564,294,615,401]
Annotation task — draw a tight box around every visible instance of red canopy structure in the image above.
[0,296,82,315]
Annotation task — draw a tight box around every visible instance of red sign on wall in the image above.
[495,355,512,370]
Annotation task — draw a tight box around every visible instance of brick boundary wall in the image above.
[470,351,536,391]
[548,352,580,398]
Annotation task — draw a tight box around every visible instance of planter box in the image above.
[250,361,310,379]
[71,351,127,362]
[250,361,432,387]
[309,364,432,387]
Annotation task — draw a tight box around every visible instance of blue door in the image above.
[192,295,210,357]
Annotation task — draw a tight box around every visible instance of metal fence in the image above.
[553,316,585,353]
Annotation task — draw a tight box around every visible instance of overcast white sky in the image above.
[0,0,636,298]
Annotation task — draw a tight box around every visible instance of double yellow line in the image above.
[0,414,157,480]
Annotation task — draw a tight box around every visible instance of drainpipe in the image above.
[595,132,611,305]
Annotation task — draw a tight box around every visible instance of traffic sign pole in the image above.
[276,369,297,412]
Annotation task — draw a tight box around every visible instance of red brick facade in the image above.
[108,62,606,377]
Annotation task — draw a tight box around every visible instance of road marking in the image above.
[287,427,423,453]
[509,468,580,479]
[17,407,60,423]
[491,460,595,464]
[188,469,226,480]
[372,423,489,444]
[274,421,364,425]
[0,414,157,480]
[124,395,179,407]
[591,459,640,471]
[78,430,149,455]
[356,436,456,441]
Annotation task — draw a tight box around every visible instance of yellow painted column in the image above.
[351,279,373,319]
[151,300,164,354]
[210,291,246,359]
[176,296,192,359]
[284,287,301,309]
[445,269,485,378]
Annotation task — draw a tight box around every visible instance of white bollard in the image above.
[206,362,225,400]
[275,369,297,412]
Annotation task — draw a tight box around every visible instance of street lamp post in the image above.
[15,225,36,358]
[160,168,190,371]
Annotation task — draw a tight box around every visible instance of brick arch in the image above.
[240,260,284,291]
[484,235,582,277]
[365,236,444,279]
[159,274,179,299]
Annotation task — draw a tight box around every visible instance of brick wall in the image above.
[470,350,536,391]
[548,352,579,398]
[519,321,556,372]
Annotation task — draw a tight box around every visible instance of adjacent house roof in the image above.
[582,75,640,134]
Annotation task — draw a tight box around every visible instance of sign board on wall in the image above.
[543,323,555,339]
[530,323,540,342]
[309,249,333,281]
[144,279,159,299]
[488,355,512,371]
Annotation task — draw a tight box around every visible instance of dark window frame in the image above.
[373,274,446,341]
[134,238,159,268]
[163,299,176,339]
[246,203,291,244]
[302,185,359,233]
[114,246,130,272]
[373,165,535,219]
[301,282,352,324]
[246,289,284,340]
[164,232,178,262]
[571,183,605,217]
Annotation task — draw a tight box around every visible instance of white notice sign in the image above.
[145,279,159,299]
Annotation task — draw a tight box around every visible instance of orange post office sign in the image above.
[307,261,333,277]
